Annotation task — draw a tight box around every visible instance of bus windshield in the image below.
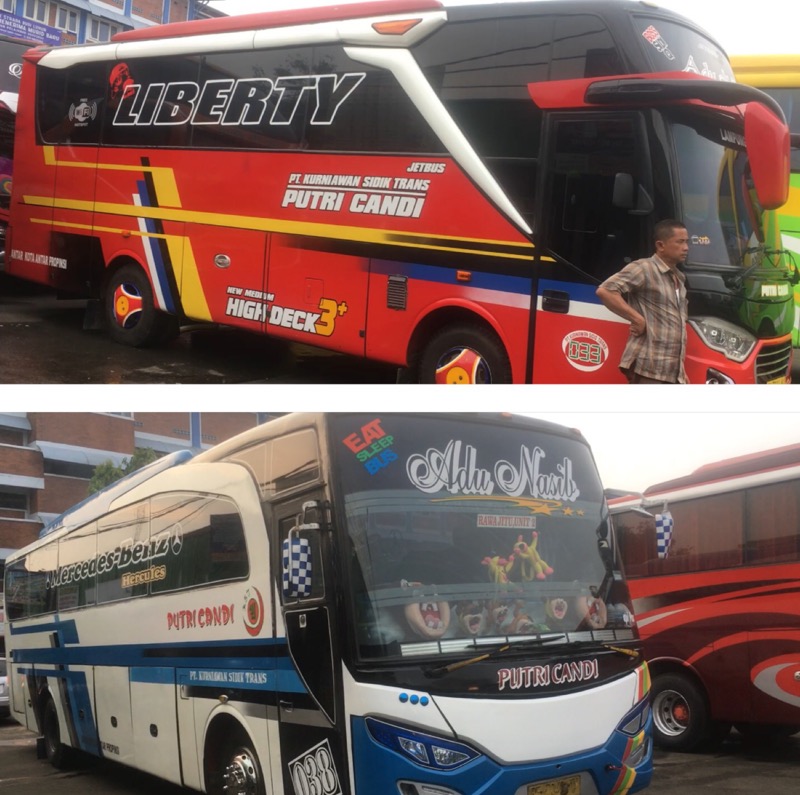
[632,14,734,82]
[667,108,771,269]
[330,415,635,662]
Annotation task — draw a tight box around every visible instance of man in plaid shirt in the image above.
[596,219,690,384]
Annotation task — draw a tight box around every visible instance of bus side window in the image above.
[149,493,248,594]
[224,429,321,502]
[3,545,58,619]
[37,62,106,145]
[57,521,97,611]
[97,502,150,604]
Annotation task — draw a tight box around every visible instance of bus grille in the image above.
[755,340,792,383]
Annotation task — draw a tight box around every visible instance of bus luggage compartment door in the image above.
[130,667,181,785]
[94,666,135,766]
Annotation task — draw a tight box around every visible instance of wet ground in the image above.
[0,717,798,794]
[0,273,398,384]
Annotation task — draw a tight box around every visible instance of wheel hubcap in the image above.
[113,283,143,329]
[434,347,490,384]
[653,689,690,737]
[222,749,259,795]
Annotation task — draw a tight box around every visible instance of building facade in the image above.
[0,0,220,46]
[0,412,271,553]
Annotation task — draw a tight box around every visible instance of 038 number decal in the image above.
[289,739,342,795]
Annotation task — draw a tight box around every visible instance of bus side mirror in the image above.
[282,527,313,599]
[613,173,654,215]
[745,100,790,210]
[612,172,634,209]
[281,502,323,599]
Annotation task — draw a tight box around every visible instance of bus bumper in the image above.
[685,328,792,384]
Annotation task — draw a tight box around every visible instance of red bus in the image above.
[2,0,794,382]
[0,34,31,261]
[610,445,800,751]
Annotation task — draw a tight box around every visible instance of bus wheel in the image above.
[650,673,711,752]
[42,697,72,769]
[104,264,178,347]
[215,737,266,795]
[417,325,511,384]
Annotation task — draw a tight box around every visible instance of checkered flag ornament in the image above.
[282,536,312,598]
[655,511,674,559]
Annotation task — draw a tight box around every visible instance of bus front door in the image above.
[274,495,350,795]
[535,113,651,383]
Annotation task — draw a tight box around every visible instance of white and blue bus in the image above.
[3,413,652,795]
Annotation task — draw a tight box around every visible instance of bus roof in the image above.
[36,449,194,541]
[110,0,703,44]
[113,0,444,42]
[607,443,800,512]
[644,442,800,496]
[730,54,800,87]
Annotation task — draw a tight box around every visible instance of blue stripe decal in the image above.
[10,619,79,644]
[538,278,603,305]
[371,259,531,295]
[136,178,176,314]
[11,617,307,695]
[131,666,175,685]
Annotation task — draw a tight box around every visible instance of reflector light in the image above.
[372,18,423,35]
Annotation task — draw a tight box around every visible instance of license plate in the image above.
[527,775,581,795]
[767,376,788,384]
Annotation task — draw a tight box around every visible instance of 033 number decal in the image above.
[289,739,342,795]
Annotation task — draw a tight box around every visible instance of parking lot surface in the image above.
[1,717,798,794]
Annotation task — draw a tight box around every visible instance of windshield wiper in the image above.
[726,245,790,290]
[423,635,566,678]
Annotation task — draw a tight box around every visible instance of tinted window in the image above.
[617,492,745,576]
[416,15,623,227]
[544,115,647,279]
[329,415,622,660]
[632,15,734,82]
[224,428,321,500]
[57,522,97,610]
[97,502,150,604]
[37,61,109,145]
[746,481,800,564]
[102,55,201,148]
[4,546,58,619]
[150,493,248,594]
[39,46,441,154]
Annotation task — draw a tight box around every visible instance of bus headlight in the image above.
[689,317,756,362]
[366,718,480,770]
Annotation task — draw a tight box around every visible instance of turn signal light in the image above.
[372,18,422,35]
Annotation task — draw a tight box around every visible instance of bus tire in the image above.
[417,324,511,384]
[210,733,266,795]
[42,697,72,770]
[651,673,712,751]
[104,263,178,348]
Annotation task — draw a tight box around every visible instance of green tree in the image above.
[88,448,159,495]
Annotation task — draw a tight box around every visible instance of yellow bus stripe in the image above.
[42,147,182,207]
[24,195,534,260]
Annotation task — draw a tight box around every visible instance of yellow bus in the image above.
[732,55,800,343]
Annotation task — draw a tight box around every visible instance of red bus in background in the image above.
[610,445,800,751]
[2,1,794,382]
[0,34,31,260]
